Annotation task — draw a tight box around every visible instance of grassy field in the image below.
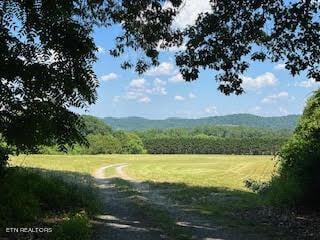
[10,154,275,190]
[10,154,277,237]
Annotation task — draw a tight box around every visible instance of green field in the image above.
[10,154,274,191]
[10,154,276,230]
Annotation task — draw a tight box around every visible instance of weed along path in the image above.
[92,163,268,240]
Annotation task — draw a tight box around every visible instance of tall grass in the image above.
[0,167,101,239]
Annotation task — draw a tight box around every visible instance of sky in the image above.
[81,0,320,119]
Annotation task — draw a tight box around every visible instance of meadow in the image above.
[10,154,275,191]
[9,154,281,238]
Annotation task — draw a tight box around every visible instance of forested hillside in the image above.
[38,115,293,155]
[104,114,300,131]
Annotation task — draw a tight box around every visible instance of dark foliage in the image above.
[142,136,287,155]
[0,1,99,153]
[0,146,9,175]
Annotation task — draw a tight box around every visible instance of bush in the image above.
[266,89,320,206]
[51,212,91,240]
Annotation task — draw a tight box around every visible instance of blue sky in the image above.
[82,1,320,119]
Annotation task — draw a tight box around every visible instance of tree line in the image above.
[35,115,292,155]
[141,136,288,155]
[39,116,145,154]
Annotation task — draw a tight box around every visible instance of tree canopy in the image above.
[0,1,98,151]
[107,0,320,95]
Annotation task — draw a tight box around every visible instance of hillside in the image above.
[103,114,300,130]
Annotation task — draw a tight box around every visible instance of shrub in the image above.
[51,212,91,240]
[266,89,320,207]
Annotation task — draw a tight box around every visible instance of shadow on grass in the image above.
[138,180,320,240]
[144,180,264,221]
[96,177,284,240]
[0,167,101,240]
[0,167,290,240]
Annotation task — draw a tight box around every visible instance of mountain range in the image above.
[103,114,300,131]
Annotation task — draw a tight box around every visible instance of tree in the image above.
[109,0,320,95]
[85,134,121,154]
[0,1,99,155]
[82,115,112,136]
[267,89,320,206]
[120,133,145,154]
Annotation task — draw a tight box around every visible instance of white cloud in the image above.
[146,78,167,95]
[204,105,218,115]
[168,73,184,83]
[242,72,278,90]
[129,78,146,88]
[164,0,212,29]
[274,63,286,70]
[188,92,196,99]
[279,107,289,116]
[138,96,151,103]
[174,95,185,101]
[262,91,289,104]
[295,78,319,88]
[146,62,174,76]
[101,73,118,81]
[121,78,167,103]
[124,90,145,100]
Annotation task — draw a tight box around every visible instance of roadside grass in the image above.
[0,166,101,240]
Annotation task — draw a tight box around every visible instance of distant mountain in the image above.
[103,114,300,130]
